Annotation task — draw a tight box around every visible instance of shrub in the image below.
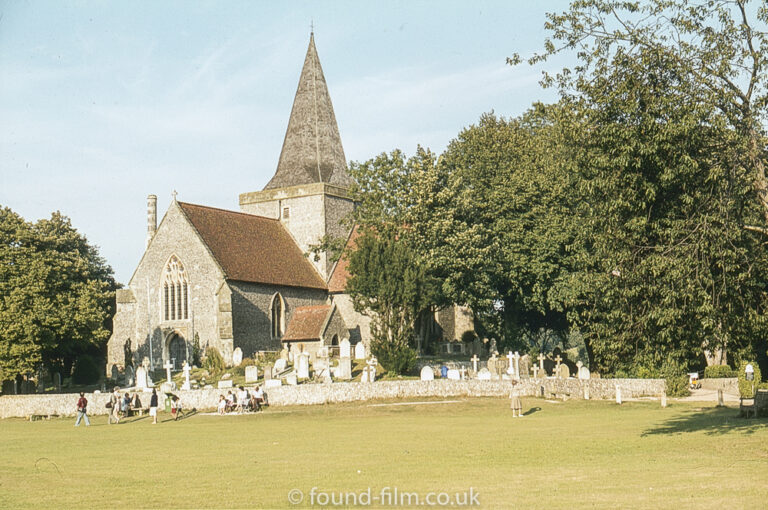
[72,355,101,385]
[203,347,225,373]
[192,334,202,367]
[737,360,762,398]
[370,338,418,375]
[703,365,736,379]
[660,361,690,397]
[461,331,477,343]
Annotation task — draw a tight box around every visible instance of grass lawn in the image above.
[1,397,766,509]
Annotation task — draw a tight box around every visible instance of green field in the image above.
[1,398,766,509]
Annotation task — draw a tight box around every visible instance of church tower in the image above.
[239,33,354,280]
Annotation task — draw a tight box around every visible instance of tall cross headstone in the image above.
[470,354,479,373]
[538,353,546,371]
[506,352,515,377]
[513,351,521,381]
[532,365,539,378]
[459,367,467,380]
[164,360,174,384]
[554,355,562,376]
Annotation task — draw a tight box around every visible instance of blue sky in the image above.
[0,1,572,284]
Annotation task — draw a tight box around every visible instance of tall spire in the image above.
[264,33,351,190]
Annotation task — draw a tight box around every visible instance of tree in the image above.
[0,207,117,381]
[511,0,768,372]
[409,109,578,352]
[346,227,437,374]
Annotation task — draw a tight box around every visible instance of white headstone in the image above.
[280,347,289,360]
[339,338,351,358]
[615,386,622,405]
[578,366,590,380]
[263,364,273,381]
[296,352,310,379]
[181,361,192,390]
[217,379,233,389]
[285,373,298,386]
[583,384,590,400]
[420,366,435,381]
[232,347,243,366]
[265,379,282,389]
[135,366,148,390]
[273,358,287,373]
[470,355,479,373]
[354,342,366,360]
[337,357,352,380]
[447,369,461,381]
[163,360,174,383]
[245,365,259,383]
[477,368,492,381]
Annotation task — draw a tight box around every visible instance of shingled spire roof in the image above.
[264,33,352,190]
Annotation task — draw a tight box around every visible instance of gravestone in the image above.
[477,368,492,381]
[519,355,531,379]
[125,365,135,387]
[531,365,539,378]
[537,366,548,378]
[163,360,174,384]
[470,355,480,374]
[274,359,287,373]
[280,347,289,361]
[578,366,590,380]
[558,364,571,379]
[54,372,62,393]
[245,365,259,383]
[661,391,667,408]
[447,369,461,381]
[354,342,366,360]
[265,379,282,389]
[420,366,435,381]
[232,347,243,366]
[336,356,352,380]
[489,338,498,354]
[263,364,273,381]
[583,384,590,400]
[615,386,622,405]
[135,365,148,390]
[339,338,351,358]
[285,373,298,386]
[181,361,192,390]
[296,352,310,379]
[217,379,233,389]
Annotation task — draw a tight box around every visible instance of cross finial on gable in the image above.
[172,190,178,202]
[310,19,314,34]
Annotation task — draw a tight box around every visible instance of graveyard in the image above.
[1,397,766,509]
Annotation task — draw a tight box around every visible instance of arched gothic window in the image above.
[271,293,284,338]
[163,255,189,321]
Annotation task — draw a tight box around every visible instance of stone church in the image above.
[106,34,473,375]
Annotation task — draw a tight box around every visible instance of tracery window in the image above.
[163,255,189,321]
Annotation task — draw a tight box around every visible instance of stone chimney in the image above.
[146,194,157,248]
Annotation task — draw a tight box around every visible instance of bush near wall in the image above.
[737,360,762,397]
[703,365,736,378]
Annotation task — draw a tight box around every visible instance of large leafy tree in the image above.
[409,109,578,351]
[511,0,768,372]
[0,207,117,381]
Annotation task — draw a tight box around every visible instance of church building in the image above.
[106,34,472,375]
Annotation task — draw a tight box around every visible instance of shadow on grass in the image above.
[642,406,768,436]
[523,407,542,416]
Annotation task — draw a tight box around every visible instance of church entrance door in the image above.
[168,334,187,370]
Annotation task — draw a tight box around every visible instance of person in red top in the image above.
[75,392,90,427]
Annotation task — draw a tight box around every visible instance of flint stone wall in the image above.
[0,378,665,419]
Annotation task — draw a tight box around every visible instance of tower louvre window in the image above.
[162,255,190,321]
[282,207,290,220]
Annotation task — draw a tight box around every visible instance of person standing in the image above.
[74,392,90,427]
[510,385,523,418]
[149,388,159,424]
[108,387,121,424]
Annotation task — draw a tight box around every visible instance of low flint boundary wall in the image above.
[0,378,665,419]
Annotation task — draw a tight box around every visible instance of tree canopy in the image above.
[0,207,117,381]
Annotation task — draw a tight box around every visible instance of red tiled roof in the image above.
[327,226,361,293]
[281,305,332,342]
[178,202,326,290]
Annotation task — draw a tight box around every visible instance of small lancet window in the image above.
[271,293,284,338]
[163,255,190,321]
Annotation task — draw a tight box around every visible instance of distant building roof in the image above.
[281,304,332,342]
[264,33,352,190]
[327,225,361,293]
[178,202,326,290]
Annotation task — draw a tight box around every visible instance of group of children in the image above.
[217,385,265,414]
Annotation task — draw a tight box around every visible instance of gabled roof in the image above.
[264,33,352,190]
[178,202,326,290]
[281,304,332,342]
[327,225,361,293]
